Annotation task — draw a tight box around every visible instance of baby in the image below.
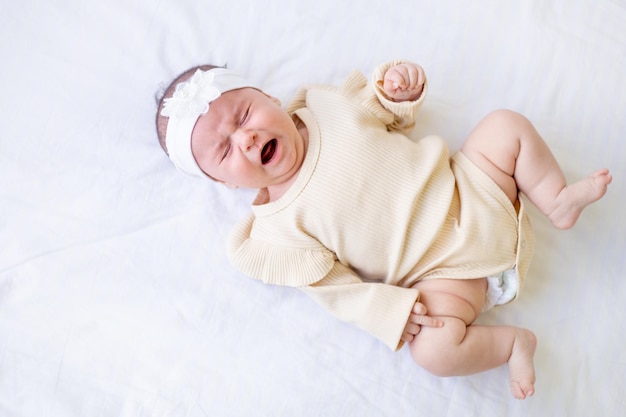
[155,61,611,399]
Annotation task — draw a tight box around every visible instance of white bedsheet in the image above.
[2,1,625,416]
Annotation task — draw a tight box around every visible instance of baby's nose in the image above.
[232,129,256,149]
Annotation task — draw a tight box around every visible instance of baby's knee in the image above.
[483,109,529,130]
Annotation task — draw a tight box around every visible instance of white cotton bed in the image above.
[2,1,625,416]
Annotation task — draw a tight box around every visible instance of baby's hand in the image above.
[382,63,426,102]
[400,300,443,343]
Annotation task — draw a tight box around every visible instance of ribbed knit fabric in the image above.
[228,61,534,351]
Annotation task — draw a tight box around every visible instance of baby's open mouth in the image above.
[261,139,277,165]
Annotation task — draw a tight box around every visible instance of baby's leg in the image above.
[410,278,537,399]
[461,110,612,229]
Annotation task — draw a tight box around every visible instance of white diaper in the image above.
[483,267,519,312]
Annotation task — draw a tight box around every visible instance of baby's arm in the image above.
[370,60,428,133]
[301,262,440,351]
[381,62,426,103]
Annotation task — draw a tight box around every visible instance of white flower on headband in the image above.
[161,69,221,118]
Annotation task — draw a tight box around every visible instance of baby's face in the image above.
[191,88,307,191]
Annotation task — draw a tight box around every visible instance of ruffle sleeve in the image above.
[302,262,420,351]
[228,214,420,351]
[287,60,427,134]
[227,213,336,287]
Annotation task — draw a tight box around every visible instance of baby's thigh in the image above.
[460,110,521,204]
[413,278,487,325]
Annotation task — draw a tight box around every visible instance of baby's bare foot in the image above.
[508,329,537,400]
[548,169,612,230]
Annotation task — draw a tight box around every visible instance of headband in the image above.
[160,67,254,178]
